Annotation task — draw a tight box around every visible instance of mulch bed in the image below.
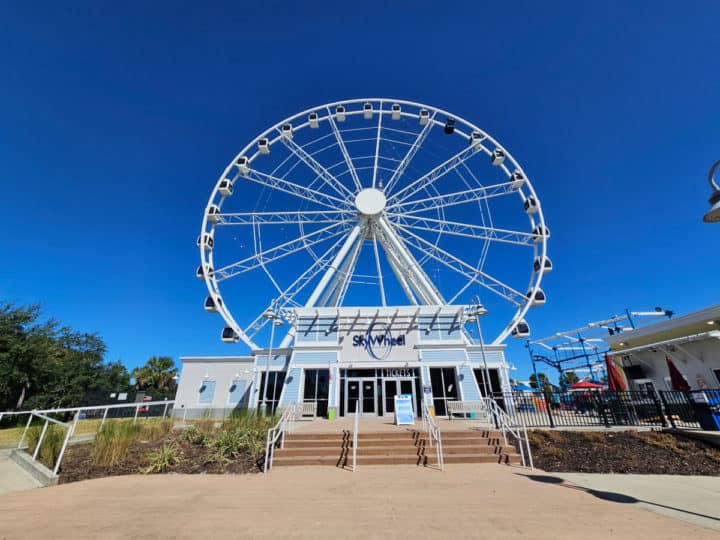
[529,430,720,475]
[59,434,261,484]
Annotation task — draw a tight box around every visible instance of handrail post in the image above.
[163,402,169,418]
[18,413,33,449]
[133,405,139,424]
[33,419,49,460]
[100,407,109,431]
[71,410,81,437]
[53,426,73,476]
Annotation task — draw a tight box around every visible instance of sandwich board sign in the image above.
[394,394,414,425]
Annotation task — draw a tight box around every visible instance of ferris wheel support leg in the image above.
[376,217,445,305]
[305,224,363,308]
[374,228,419,305]
[325,228,365,307]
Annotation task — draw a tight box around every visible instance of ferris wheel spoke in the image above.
[326,108,363,191]
[242,233,348,341]
[384,111,437,194]
[387,179,517,214]
[278,135,356,201]
[240,169,348,210]
[214,221,350,281]
[214,210,352,226]
[371,102,385,188]
[390,145,484,204]
[388,214,536,246]
[394,222,525,306]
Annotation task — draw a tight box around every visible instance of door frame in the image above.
[345,377,377,416]
[382,377,417,416]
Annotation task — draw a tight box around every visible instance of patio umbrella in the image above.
[512,384,535,392]
[605,353,627,391]
[666,356,690,391]
[568,380,604,390]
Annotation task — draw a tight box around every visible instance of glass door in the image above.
[346,378,376,416]
[384,380,398,415]
[361,379,376,415]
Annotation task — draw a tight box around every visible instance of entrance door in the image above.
[346,378,376,416]
[383,378,417,416]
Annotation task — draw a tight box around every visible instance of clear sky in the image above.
[2,1,719,380]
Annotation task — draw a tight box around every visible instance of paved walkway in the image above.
[556,473,720,531]
[0,449,42,496]
[0,465,717,539]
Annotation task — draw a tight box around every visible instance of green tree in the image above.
[132,356,178,393]
[561,371,580,386]
[529,372,553,393]
[0,302,130,411]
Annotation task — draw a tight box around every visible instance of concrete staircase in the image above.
[272,429,521,467]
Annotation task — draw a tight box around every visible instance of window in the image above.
[303,369,329,417]
[258,371,286,415]
[198,380,216,405]
[430,367,458,416]
[713,369,720,387]
[228,380,248,406]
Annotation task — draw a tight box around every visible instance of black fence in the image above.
[496,390,707,430]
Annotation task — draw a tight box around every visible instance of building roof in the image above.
[180,356,254,364]
[604,304,720,353]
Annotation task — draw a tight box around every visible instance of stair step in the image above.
[272,453,520,467]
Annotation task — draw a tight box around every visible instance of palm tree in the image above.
[132,356,178,392]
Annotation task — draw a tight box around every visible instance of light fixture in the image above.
[703,160,720,223]
[203,373,210,379]
[707,320,716,325]
[618,342,626,347]
[263,307,276,319]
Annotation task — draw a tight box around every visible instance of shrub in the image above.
[180,426,208,446]
[144,443,182,474]
[140,419,174,442]
[92,421,141,467]
[26,424,66,469]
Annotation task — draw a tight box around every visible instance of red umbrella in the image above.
[605,353,627,391]
[666,356,690,391]
[569,380,604,390]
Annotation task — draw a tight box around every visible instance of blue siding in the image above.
[295,316,338,343]
[227,380,248,406]
[279,368,302,405]
[255,354,288,369]
[420,349,466,363]
[458,365,481,401]
[198,381,216,404]
[292,351,338,365]
[467,350,504,365]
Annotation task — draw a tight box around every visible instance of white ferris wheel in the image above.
[197,98,551,350]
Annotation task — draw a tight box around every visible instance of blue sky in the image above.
[2,1,719,379]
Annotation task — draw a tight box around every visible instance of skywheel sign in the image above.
[352,322,406,360]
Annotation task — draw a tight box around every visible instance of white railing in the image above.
[263,403,302,473]
[482,397,533,469]
[421,401,444,471]
[0,400,175,477]
[351,399,359,472]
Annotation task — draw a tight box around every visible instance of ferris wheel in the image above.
[197,98,551,350]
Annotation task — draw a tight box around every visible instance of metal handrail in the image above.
[263,404,300,473]
[482,397,533,469]
[421,401,443,471]
[351,399,359,472]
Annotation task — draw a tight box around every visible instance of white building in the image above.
[605,304,720,394]
[174,306,511,419]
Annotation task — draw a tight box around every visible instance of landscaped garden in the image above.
[17,412,278,483]
[529,430,720,475]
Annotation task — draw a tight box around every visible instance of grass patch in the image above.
[91,421,142,467]
[26,424,66,469]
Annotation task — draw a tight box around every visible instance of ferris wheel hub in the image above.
[354,188,386,216]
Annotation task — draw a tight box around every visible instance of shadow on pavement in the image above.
[520,473,720,523]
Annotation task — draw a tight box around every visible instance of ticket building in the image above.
[174,306,511,419]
